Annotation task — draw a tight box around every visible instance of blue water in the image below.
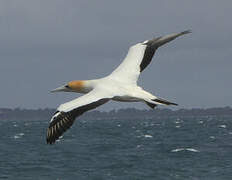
[1,116,232,179]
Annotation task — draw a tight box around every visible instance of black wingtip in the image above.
[180,30,192,35]
[46,137,55,144]
[46,129,56,144]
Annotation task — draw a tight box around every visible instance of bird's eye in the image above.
[65,85,70,88]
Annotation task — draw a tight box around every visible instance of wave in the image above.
[219,125,226,128]
[13,133,25,139]
[171,148,200,153]
[144,134,153,138]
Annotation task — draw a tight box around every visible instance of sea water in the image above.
[0,116,232,179]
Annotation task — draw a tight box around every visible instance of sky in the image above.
[0,0,231,110]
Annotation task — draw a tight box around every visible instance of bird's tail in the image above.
[152,97,178,106]
[145,97,178,109]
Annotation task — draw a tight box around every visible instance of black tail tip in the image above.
[152,98,178,106]
[171,102,178,106]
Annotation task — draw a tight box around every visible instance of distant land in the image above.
[0,107,232,120]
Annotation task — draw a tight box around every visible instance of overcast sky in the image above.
[0,0,231,110]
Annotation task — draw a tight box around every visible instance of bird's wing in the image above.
[46,89,112,144]
[109,30,191,84]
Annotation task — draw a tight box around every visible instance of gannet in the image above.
[47,30,191,144]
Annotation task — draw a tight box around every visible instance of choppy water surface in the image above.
[0,116,232,180]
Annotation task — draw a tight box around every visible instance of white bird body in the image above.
[47,30,191,144]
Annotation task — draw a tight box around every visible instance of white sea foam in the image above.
[171,148,185,152]
[186,148,200,152]
[175,125,181,128]
[13,133,24,139]
[175,120,181,124]
[14,135,20,139]
[219,125,226,128]
[171,148,200,153]
[144,134,153,138]
[210,136,215,139]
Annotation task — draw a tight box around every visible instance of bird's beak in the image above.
[50,85,69,93]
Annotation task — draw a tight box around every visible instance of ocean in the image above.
[0,116,232,180]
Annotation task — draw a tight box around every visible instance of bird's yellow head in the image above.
[67,80,85,92]
[50,80,85,93]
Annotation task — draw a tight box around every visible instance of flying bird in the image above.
[47,30,191,144]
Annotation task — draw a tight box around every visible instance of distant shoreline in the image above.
[0,107,232,120]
